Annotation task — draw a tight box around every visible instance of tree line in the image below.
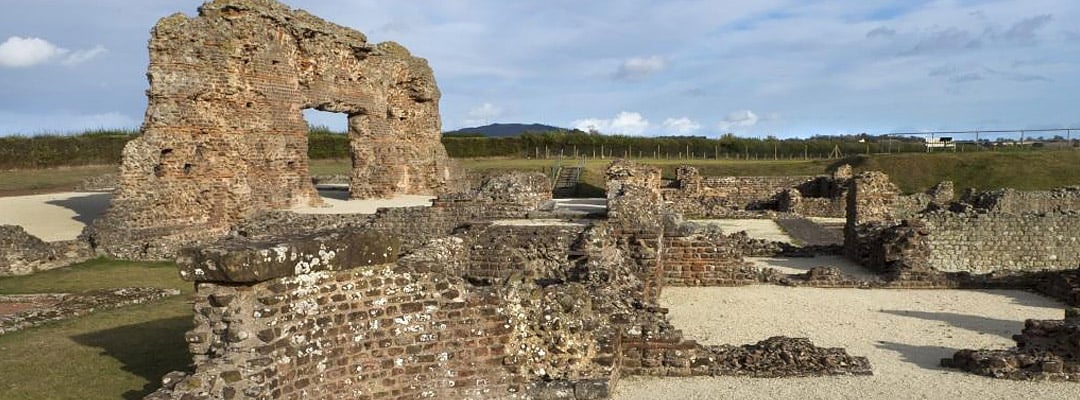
[0,128,1041,170]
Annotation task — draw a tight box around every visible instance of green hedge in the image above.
[0,129,1031,170]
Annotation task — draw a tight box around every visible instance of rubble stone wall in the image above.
[605,160,666,301]
[663,173,811,217]
[0,225,93,276]
[465,222,586,283]
[921,211,1080,273]
[964,187,1080,214]
[91,0,453,260]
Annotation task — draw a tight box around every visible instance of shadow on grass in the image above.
[71,316,192,400]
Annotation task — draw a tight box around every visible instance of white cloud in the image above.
[0,36,67,67]
[0,36,106,68]
[614,56,666,81]
[718,110,760,131]
[662,117,701,134]
[463,102,503,126]
[62,45,108,66]
[572,111,650,135]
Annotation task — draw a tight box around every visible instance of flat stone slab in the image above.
[178,230,400,283]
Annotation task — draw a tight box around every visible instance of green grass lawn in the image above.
[0,165,116,196]
[0,259,192,400]
[7,151,1080,197]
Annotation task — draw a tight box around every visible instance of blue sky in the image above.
[1,0,1078,138]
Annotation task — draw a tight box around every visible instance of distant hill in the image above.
[445,123,566,137]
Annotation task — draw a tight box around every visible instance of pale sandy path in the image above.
[0,188,435,242]
[0,191,111,242]
[690,219,793,242]
[615,286,1076,400]
[748,255,880,281]
[292,188,435,214]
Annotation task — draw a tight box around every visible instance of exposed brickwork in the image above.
[661,234,761,286]
[150,162,879,399]
[90,0,455,260]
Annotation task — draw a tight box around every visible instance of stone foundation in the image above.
[943,308,1080,381]
[1,225,94,276]
[150,160,875,399]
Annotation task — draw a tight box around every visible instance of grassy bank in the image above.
[0,259,191,400]
[4,150,1079,197]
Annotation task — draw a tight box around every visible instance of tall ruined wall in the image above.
[920,211,1080,273]
[91,0,452,259]
[605,160,666,301]
[844,171,902,267]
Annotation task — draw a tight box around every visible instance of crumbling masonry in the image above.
[87,0,455,260]
[147,161,872,400]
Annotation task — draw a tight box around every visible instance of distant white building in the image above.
[925,136,956,152]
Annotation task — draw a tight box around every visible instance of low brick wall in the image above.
[152,231,525,400]
[661,234,760,286]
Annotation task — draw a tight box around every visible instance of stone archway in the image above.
[88,0,455,259]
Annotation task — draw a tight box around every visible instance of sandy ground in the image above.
[614,286,1076,400]
[0,188,435,242]
[491,219,588,227]
[690,219,793,243]
[0,191,111,242]
[292,188,435,214]
[748,256,881,281]
[808,216,847,225]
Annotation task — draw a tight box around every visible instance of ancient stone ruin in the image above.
[663,165,853,218]
[4,0,1077,396]
[146,160,873,400]
[87,0,455,260]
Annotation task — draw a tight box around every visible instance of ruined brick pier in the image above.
[87,0,455,260]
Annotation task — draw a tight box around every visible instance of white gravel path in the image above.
[292,188,435,214]
[614,286,1077,400]
[0,191,111,241]
[689,219,793,243]
[0,188,435,242]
